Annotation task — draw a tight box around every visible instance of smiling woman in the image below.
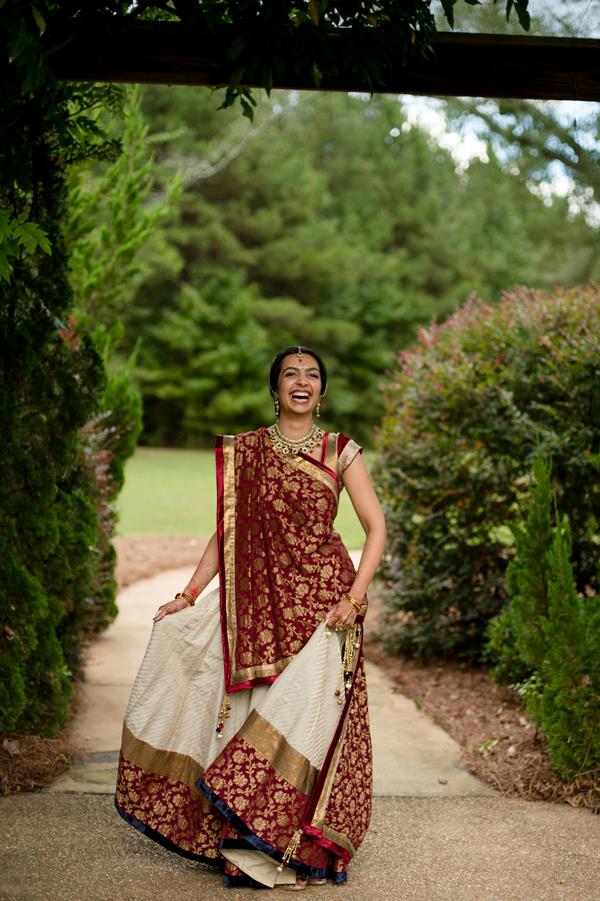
[115,344,386,890]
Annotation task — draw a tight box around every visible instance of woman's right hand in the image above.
[153,597,191,622]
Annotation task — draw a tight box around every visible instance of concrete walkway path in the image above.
[2,562,600,900]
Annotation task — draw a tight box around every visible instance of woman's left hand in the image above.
[325,597,357,630]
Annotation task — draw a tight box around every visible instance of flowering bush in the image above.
[373,285,600,662]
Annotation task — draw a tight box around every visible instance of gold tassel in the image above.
[277,827,303,872]
[334,624,361,704]
[216,693,231,738]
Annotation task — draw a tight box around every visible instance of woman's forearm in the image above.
[348,521,386,602]
[183,531,219,599]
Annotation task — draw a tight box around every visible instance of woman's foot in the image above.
[280,874,327,889]
[280,876,308,890]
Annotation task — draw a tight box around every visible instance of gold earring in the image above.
[274,396,280,417]
[315,398,321,418]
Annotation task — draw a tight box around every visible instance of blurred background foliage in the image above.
[74,84,600,449]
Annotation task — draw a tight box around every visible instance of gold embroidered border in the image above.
[121,723,206,796]
[323,432,340,476]
[338,438,362,477]
[222,435,237,685]
[310,624,362,830]
[293,456,338,500]
[311,708,350,830]
[231,656,293,685]
[239,709,318,796]
[321,824,356,859]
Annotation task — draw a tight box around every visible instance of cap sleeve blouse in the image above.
[336,433,363,479]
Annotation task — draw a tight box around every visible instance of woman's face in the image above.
[276,353,322,416]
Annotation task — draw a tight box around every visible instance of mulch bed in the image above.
[0,735,72,796]
[2,535,598,812]
[363,638,599,813]
[112,534,208,590]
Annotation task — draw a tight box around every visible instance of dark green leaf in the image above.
[441,0,457,29]
[31,6,46,35]
[515,2,531,30]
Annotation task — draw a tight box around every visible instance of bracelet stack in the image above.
[175,590,196,607]
[343,592,368,616]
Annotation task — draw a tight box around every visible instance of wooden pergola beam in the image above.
[45,20,600,101]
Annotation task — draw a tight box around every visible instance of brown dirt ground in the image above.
[2,535,598,812]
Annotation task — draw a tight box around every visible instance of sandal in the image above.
[280,876,308,891]
[279,874,327,889]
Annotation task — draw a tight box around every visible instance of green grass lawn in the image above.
[116,446,368,549]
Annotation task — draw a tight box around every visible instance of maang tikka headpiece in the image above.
[296,346,303,360]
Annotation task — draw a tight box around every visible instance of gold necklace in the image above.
[268,421,325,456]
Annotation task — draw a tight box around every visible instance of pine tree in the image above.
[487,451,600,782]
[487,452,554,682]
[534,516,600,780]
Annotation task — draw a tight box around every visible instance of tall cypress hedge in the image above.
[0,144,106,732]
[374,286,600,662]
[0,8,141,735]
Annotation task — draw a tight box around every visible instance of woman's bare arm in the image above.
[154,531,219,621]
[325,453,387,628]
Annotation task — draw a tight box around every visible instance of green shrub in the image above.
[487,451,600,781]
[484,452,554,684]
[374,286,600,661]
[0,13,141,735]
[0,318,142,735]
[59,347,144,668]
[0,316,106,734]
[535,515,600,780]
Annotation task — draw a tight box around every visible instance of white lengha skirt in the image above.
[117,585,357,887]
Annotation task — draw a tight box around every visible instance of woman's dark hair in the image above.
[269,345,328,397]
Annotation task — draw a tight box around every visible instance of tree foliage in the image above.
[484,453,553,685]
[486,451,600,782]
[373,285,600,662]
[447,98,600,209]
[0,5,143,735]
[111,85,600,446]
[66,86,182,335]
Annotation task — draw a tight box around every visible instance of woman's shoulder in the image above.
[325,432,363,477]
[334,431,352,452]
[337,432,362,473]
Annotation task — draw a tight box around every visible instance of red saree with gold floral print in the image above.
[115,427,372,888]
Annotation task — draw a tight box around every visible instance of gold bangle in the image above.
[175,591,195,607]
[344,593,367,615]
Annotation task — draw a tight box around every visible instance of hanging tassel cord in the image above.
[216,692,231,737]
[335,623,361,704]
[277,827,303,872]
